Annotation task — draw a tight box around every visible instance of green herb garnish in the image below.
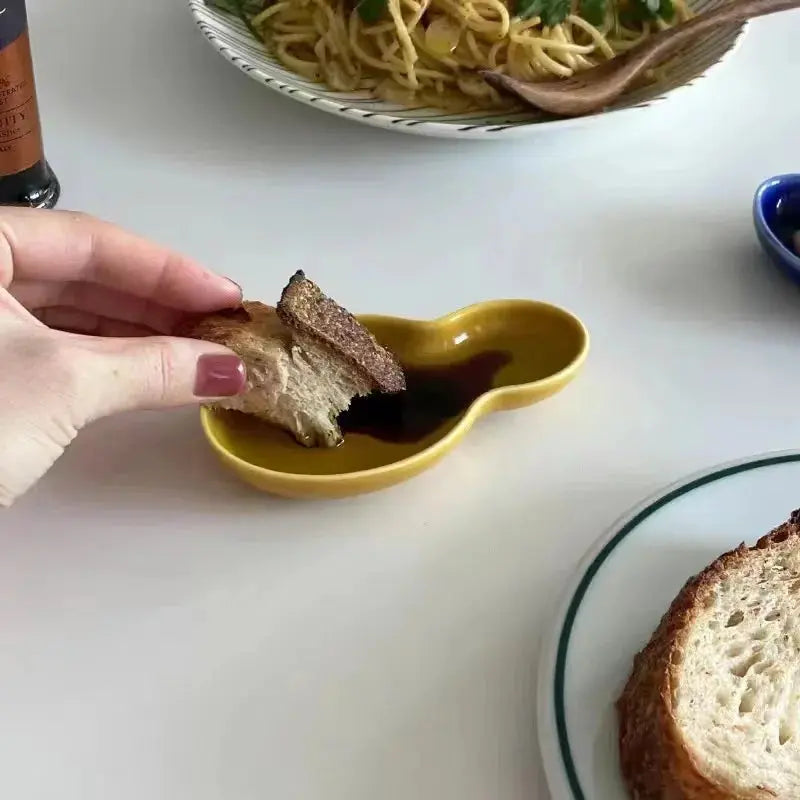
[658,0,676,22]
[542,0,570,25]
[355,0,388,23]
[515,0,570,25]
[205,0,272,38]
[515,0,545,18]
[619,0,675,25]
[579,0,607,25]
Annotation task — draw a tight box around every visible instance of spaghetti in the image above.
[242,0,691,111]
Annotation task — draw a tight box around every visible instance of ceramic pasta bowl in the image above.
[189,0,746,139]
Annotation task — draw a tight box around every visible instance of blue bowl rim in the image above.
[753,173,800,274]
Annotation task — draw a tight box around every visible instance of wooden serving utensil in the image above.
[481,0,800,117]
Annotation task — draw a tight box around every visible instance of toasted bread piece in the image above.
[278,271,405,394]
[617,510,800,800]
[178,272,405,447]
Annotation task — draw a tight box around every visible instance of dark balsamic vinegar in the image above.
[340,350,512,444]
[216,348,519,477]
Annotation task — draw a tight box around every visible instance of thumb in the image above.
[71,335,246,420]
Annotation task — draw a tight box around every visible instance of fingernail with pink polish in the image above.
[195,354,246,397]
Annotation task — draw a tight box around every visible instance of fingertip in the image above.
[192,273,242,313]
[222,276,243,303]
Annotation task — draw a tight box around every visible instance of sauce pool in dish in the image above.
[340,351,512,444]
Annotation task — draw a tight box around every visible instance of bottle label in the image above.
[0,0,44,176]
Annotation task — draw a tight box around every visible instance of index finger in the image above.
[0,209,242,312]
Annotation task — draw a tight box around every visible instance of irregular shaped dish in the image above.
[201,298,588,498]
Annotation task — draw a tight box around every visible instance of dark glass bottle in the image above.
[0,0,58,208]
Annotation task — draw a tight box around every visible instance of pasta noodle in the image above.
[245,0,691,111]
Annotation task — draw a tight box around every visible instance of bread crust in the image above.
[617,511,800,800]
[277,270,405,394]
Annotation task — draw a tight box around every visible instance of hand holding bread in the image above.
[177,270,405,448]
[0,209,407,507]
[0,208,245,507]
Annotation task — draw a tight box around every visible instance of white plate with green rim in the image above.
[188,0,747,139]
[537,450,800,799]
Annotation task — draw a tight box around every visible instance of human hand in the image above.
[0,209,247,507]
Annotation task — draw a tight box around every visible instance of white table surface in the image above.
[2,2,799,798]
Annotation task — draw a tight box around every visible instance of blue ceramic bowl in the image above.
[753,174,800,284]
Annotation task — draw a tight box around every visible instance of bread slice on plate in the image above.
[178,271,405,447]
[617,510,800,800]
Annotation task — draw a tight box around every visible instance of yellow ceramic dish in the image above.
[200,299,589,499]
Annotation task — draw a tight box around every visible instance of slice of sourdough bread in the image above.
[177,271,405,447]
[618,510,800,800]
